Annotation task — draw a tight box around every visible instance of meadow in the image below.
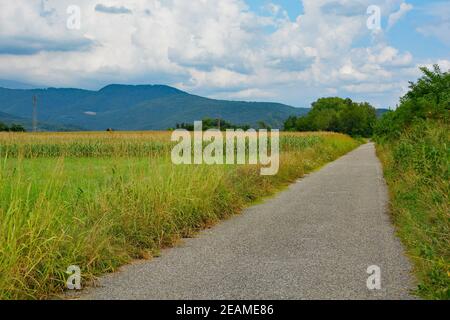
[0,131,360,299]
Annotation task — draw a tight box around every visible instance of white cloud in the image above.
[0,0,442,109]
[213,88,277,101]
[343,82,400,94]
[387,2,413,30]
[0,1,95,55]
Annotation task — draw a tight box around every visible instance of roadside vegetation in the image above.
[284,97,377,137]
[0,131,359,299]
[374,65,449,299]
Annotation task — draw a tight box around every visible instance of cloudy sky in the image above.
[0,0,449,108]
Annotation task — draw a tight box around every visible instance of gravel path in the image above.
[81,143,415,300]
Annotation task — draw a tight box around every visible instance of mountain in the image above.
[0,110,25,124]
[0,110,84,132]
[0,85,309,131]
[376,108,390,118]
[0,79,41,90]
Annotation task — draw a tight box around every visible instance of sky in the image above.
[0,0,449,109]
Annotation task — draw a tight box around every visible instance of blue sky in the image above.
[0,0,449,109]
[247,0,304,19]
[384,0,449,59]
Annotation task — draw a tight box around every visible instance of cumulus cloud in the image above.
[0,1,95,55]
[0,0,444,108]
[213,88,277,101]
[387,2,413,30]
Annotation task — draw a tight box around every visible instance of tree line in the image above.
[0,122,26,132]
[284,97,377,137]
[174,118,271,131]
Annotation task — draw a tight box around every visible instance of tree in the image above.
[374,65,450,139]
[284,97,377,137]
[9,124,26,132]
[257,121,272,130]
[0,122,9,132]
[283,116,297,131]
[403,64,449,107]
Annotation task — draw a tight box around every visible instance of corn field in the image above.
[0,131,360,299]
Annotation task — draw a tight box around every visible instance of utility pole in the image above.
[32,95,38,132]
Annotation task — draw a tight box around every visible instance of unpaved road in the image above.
[81,143,415,300]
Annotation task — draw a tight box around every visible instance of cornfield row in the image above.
[0,132,327,158]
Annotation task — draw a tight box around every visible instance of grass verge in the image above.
[0,132,360,299]
[376,121,449,300]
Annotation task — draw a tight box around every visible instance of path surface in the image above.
[82,143,415,300]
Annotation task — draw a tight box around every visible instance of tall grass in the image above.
[0,131,359,299]
[376,121,449,299]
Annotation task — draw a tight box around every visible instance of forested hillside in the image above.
[0,85,308,131]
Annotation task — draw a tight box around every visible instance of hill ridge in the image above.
[0,84,309,131]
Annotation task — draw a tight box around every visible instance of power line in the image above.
[32,95,38,132]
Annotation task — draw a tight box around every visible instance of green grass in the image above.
[376,121,449,300]
[0,131,360,299]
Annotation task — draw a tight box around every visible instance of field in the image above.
[0,131,360,299]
